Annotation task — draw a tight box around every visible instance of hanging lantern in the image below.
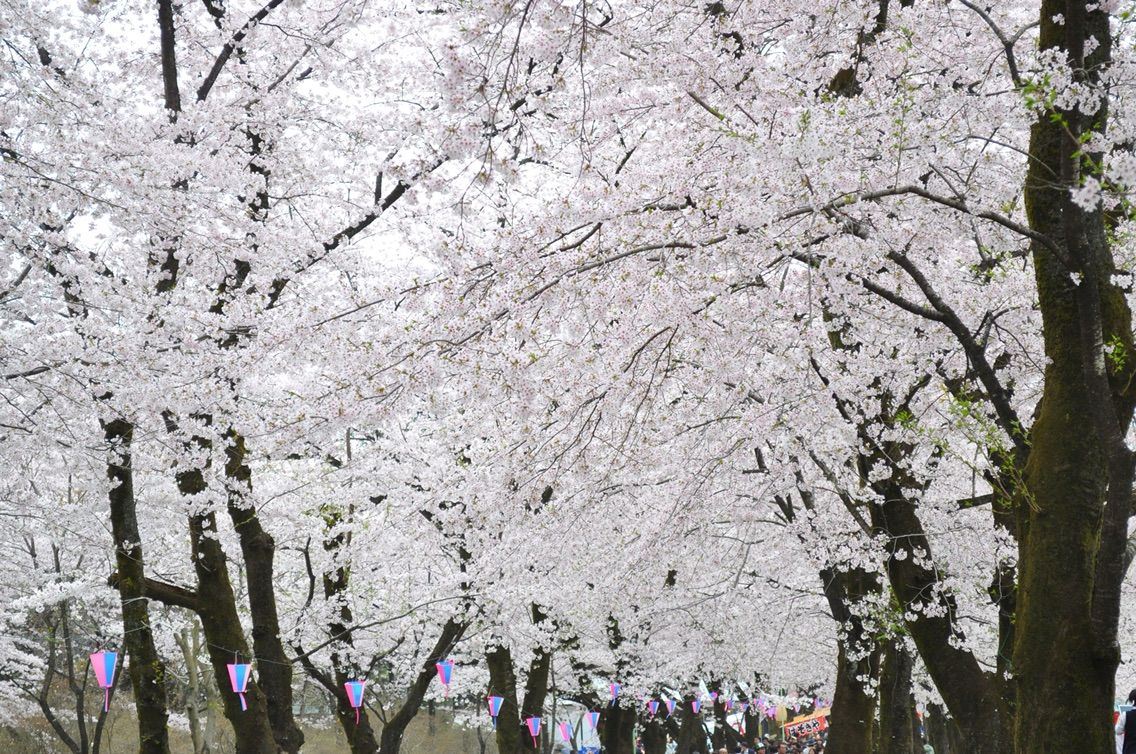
[664,699,676,718]
[647,700,659,717]
[344,680,366,725]
[609,682,621,704]
[558,721,573,743]
[709,691,719,703]
[435,659,454,697]
[585,710,601,730]
[723,697,734,712]
[89,651,117,712]
[227,662,252,711]
[487,696,505,728]
[692,698,702,714]
[524,716,542,746]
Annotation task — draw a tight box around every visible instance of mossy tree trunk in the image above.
[866,481,1009,753]
[924,704,962,754]
[293,503,381,754]
[1014,2,1136,751]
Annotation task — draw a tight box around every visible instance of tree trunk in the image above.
[1014,2,1135,752]
[307,515,382,754]
[487,646,525,754]
[642,715,668,754]
[924,704,961,754]
[708,693,744,752]
[876,638,914,754]
[104,418,171,754]
[827,640,878,754]
[224,433,303,754]
[487,640,551,754]
[377,618,466,754]
[868,485,1008,752]
[156,419,277,754]
[820,567,879,754]
[600,703,636,754]
[672,697,707,754]
[741,703,760,749]
[175,625,205,754]
[187,508,278,754]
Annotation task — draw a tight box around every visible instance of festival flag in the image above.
[586,710,601,730]
[647,700,659,717]
[344,680,366,725]
[488,696,505,728]
[609,682,621,703]
[89,651,117,712]
[227,662,252,711]
[665,699,676,718]
[435,659,454,697]
[558,721,573,743]
[692,698,702,714]
[525,716,542,746]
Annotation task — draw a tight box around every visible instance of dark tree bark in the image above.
[156,438,277,754]
[293,517,381,754]
[876,638,914,754]
[377,618,466,754]
[706,690,746,753]
[740,702,760,749]
[104,418,171,754]
[223,433,303,753]
[486,647,526,754]
[186,505,277,754]
[487,629,552,754]
[867,483,1008,753]
[670,697,707,754]
[642,714,668,754]
[1013,2,1136,751]
[924,703,962,754]
[820,567,880,754]
[600,702,637,754]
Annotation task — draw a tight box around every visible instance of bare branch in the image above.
[196,0,288,103]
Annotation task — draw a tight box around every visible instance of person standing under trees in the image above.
[1117,690,1136,754]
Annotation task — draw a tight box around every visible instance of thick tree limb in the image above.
[109,572,201,612]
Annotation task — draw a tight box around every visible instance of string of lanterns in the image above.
[86,647,829,743]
